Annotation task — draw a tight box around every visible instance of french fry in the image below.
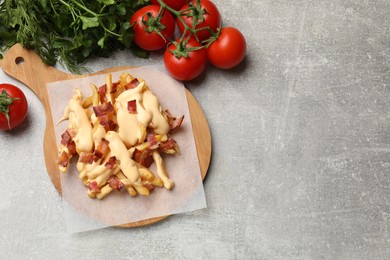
[151,178,164,187]
[133,183,150,196]
[96,185,113,200]
[82,96,93,108]
[139,167,155,182]
[117,172,138,197]
[90,84,99,106]
[152,150,174,190]
[105,73,114,104]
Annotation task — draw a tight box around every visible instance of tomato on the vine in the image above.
[177,0,221,42]
[130,5,175,51]
[0,84,28,130]
[206,27,247,69]
[164,38,207,81]
[151,0,188,11]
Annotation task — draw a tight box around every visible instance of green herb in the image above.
[0,0,149,73]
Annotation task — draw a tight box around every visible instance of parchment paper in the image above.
[47,67,207,233]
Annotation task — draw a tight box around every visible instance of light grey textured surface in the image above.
[1,0,390,259]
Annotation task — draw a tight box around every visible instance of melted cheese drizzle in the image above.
[66,89,93,153]
[115,81,169,148]
[105,131,142,185]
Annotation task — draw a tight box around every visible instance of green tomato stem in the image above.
[0,90,19,130]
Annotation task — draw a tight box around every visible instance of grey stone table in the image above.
[1,0,389,259]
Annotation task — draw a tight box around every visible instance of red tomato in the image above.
[130,5,175,51]
[177,0,221,41]
[164,38,207,81]
[0,83,28,130]
[150,0,188,11]
[206,27,247,69]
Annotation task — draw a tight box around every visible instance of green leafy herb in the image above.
[0,0,150,73]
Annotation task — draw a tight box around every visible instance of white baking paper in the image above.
[47,66,207,233]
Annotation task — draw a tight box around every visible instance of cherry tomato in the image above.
[177,0,221,42]
[206,27,247,69]
[164,38,207,81]
[130,5,175,51]
[150,0,188,11]
[0,83,28,130]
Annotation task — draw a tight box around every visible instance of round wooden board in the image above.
[0,44,212,228]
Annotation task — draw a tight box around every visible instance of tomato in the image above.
[177,0,221,42]
[130,5,175,51]
[150,0,188,11]
[164,38,207,81]
[0,83,28,130]
[206,27,246,69]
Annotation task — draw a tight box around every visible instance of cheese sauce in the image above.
[59,74,177,196]
[66,90,93,153]
[105,131,142,185]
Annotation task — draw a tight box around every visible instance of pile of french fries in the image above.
[56,73,183,199]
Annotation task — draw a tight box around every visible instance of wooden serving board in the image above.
[0,44,212,228]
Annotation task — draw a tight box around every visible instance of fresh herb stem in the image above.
[0,0,149,73]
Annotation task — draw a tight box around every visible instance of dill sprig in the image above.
[0,0,149,73]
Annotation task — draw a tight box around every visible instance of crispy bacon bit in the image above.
[94,139,110,159]
[133,148,154,168]
[88,181,101,193]
[98,114,117,131]
[67,140,77,156]
[111,82,119,93]
[165,110,184,130]
[93,102,114,117]
[147,134,159,150]
[98,84,107,103]
[159,138,177,152]
[107,175,125,190]
[61,131,72,146]
[124,78,140,90]
[57,151,69,167]
[60,128,76,146]
[104,156,117,169]
[79,152,94,164]
[93,102,117,131]
[127,100,137,114]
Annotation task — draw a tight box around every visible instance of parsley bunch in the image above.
[0,0,149,73]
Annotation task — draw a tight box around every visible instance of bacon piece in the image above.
[93,102,117,131]
[60,128,76,146]
[79,152,94,164]
[60,129,77,156]
[111,82,119,93]
[67,140,77,156]
[124,78,140,90]
[132,148,154,168]
[159,138,177,152]
[88,181,101,193]
[98,84,107,103]
[94,139,110,159]
[98,114,117,131]
[61,131,72,146]
[127,100,137,114]
[165,110,184,130]
[147,134,159,150]
[93,102,114,117]
[107,175,125,191]
[57,151,69,167]
[104,156,117,169]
